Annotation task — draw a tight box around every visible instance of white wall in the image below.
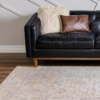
[0,0,100,52]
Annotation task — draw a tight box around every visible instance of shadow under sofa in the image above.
[24,11,100,67]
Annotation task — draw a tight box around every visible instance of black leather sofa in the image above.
[25,11,100,67]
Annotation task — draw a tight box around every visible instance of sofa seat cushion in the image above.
[95,34,100,48]
[36,32,94,49]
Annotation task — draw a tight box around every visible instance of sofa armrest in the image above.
[30,17,41,49]
[24,13,41,58]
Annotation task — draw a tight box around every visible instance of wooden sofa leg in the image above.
[33,58,38,67]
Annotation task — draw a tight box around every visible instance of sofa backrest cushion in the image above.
[70,11,100,34]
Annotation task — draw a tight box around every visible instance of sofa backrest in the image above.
[70,11,100,34]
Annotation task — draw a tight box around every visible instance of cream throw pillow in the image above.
[38,7,69,35]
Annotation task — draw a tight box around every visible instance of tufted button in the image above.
[96,15,100,21]
[91,21,100,34]
[89,14,96,23]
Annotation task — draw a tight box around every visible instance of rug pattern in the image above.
[0,66,100,100]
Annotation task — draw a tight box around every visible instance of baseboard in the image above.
[0,45,25,53]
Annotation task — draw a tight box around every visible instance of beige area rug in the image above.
[0,66,100,100]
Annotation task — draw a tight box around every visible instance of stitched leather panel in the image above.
[91,21,100,34]
[95,34,100,48]
[24,13,37,57]
[37,32,94,49]
[24,13,41,57]
[33,49,100,57]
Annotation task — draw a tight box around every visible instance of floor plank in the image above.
[0,53,33,84]
[0,53,100,84]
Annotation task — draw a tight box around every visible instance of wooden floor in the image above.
[0,53,100,84]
